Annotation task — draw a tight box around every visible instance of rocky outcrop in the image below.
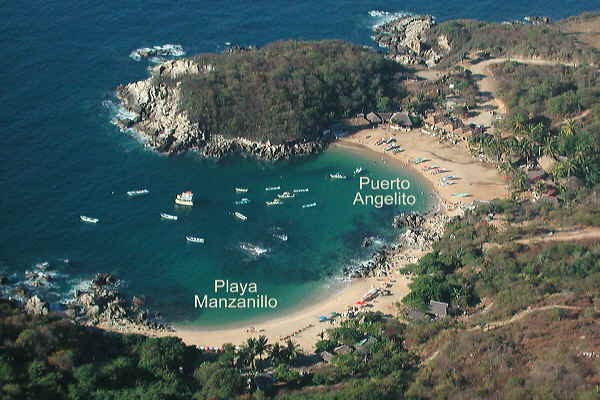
[115,56,330,160]
[25,295,49,315]
[373,14,445,66]
[65,273,173,333]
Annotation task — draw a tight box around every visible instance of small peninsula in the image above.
[116,40,405,159]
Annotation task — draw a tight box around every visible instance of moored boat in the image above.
[273,233,288,241]
[451,193,471,198]
[127,189,149,197]
[240,242,268,256]
[234,211,247,221]
[293,188,309,193]
[80,216,99,223]
[265,186,280,191]
[160,213,178,220]
[235,198,251,205]
[175,191,193,206]
[277,192,295,199]
[302,202,317,208]
[329,173,347,180]
[353,167,364,175]
[266,199,283,206]
[186,236,205,243]
[235,187,248,193]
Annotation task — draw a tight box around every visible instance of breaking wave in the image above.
[367,10,412,30]
[129,44,185,63]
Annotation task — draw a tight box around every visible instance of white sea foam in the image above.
[129,44,185,62]
[367,9,412,30]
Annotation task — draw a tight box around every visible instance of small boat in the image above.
[375,139,385,145]
[385,144,400,151]
[160,213,178,220]
[293,188,309,193]
[443,175,459,181]
[413,157,430,164]
[329,173,347,180]
[80,216,99,223]
[353,167,364,175]
[235,188,248,193]
[186,236,205,243]
[392,148,404,153]
[240,242,268,256]
[127,189,149,197]
[235,198,251,205]
[265,186,280,191]
[266,200,283,206]
[273,233,288,241]
[234,212,247,221]
[277,192,295,199]
[302,202,317,208]
[175,191,193,206]
[273,233,287,242]
[451,193,471,198]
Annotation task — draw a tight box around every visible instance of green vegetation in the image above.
[160,40,406,144]
[425,19,600,66]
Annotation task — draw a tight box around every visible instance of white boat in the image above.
[265,186,280,191]
[175,191,193,206]
[35,262,50,269]
[266,200,283,206]
[277,192,295,199]
[240,242,268,256]
[273,233,288,241]
[329,173,347,180]
[302,202,317,208]
[235,187,248,193]
[353,167,364,175]
[234,212,247,221]
[160,213,178,220]
[186,236,205,243]
[127,189,149,197]
[235,198,251,205]
[293,188,309,193]
[80,216,99,223]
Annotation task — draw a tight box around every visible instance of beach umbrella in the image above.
[319,316,328,322]
[355,301,365,305]
[330,312,339,317]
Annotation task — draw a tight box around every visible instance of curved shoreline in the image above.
[127,127,507,351]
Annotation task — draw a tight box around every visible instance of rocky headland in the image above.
[115,55,331,160]
[373,14,447,66]
[2,267,172,335]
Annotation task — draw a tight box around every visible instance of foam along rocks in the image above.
[129,44,185,62]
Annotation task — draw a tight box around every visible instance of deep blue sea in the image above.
[2,0,597,326]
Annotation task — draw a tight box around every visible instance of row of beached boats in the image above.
[411,158,472,198]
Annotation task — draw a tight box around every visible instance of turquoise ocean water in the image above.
[2,0,597,326]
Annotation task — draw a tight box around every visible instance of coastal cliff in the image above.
[116,40,404,159]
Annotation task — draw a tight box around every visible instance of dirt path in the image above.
[515,227,600,245]
[460,57,586,129]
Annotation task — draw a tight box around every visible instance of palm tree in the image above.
[284,339,301,363]
[269,342,285,365]
[245,337,258,370]
[254,335,270,364]
[561,119,576,137]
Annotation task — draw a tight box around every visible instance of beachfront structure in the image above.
[365,112,383,124]
[390,112,413,129]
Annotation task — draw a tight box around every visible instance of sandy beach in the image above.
[337,126,508,208]
[158,127,508,352]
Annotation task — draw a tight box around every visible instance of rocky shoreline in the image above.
[1,268,172,335]
[372,14,447,66]
[115,57,331,160]
[344,209,451,279]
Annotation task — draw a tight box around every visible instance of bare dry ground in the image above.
[559,13,600,51]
